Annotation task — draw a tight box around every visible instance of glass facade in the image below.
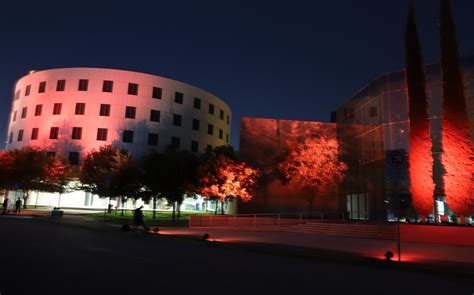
[335,55,474,221]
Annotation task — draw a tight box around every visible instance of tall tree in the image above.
[0,147,59,208]
[405,1,435,219]
[439,0,474,217]
[198,146,259,214]
[80,145,142,212]
[278,136,347,214]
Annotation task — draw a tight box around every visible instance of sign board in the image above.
[384,149,408,182]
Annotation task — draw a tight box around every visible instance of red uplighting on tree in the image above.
[405,1,435,218]
[439,0,474,217]
[278,136,347,212]
[199,154,259,203]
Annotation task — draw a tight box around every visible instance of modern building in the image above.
[240,55,474,222]
[333,55,474,222]
[4,67,232,210]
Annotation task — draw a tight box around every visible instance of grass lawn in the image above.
[88,210,210,227]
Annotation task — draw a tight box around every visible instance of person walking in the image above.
[133,206,145,230]
[15,198,22,214]
[2,198,8,214]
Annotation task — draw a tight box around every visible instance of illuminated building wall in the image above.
[5,68,231,209]
[6,68,231,159]
[335,54,474,221]
[239,117,341,214]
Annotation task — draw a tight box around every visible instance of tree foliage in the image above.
[198,146,259,214]
[278,136,347,212]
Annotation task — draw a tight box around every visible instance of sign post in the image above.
[385,149,407,263]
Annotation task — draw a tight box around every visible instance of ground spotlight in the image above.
[153,228,160,234]
[384,250,394,261]
[202,233,210,241]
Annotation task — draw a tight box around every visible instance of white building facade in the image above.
[4,68,233,212]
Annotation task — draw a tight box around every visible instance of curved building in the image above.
[6,68,231,162]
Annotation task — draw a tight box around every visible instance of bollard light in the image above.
[384,250,394,261]
[202,233,210,241]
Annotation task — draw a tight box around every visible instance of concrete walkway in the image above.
[7,210,473,270]
[157,226,474,267]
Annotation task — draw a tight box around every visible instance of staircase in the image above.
[280,222,397,240]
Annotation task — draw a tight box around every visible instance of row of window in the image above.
[15,79,230,124]
[56,138,213,165]
[11,104,227,138]
[10,127,229,145]
[341,106,378,121]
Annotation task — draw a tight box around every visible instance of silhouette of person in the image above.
[15,199,22,214]
[2,198,8,214]
[133,206,145,230]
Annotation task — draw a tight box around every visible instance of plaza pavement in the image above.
[4,209,474,273]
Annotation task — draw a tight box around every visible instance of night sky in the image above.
[0,0,473,148]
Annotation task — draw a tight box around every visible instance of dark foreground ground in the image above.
[0,216,472,295]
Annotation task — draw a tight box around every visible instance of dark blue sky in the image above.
[1,0,473,148]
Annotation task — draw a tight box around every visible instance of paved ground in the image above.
[159,227,474,266]
[0,215,473,295]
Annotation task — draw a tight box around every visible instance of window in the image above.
[71,127,82,140]
[14,90,20,100]
[21,107,27,119]
[78,79,89,91]
[12,111,16,121]
[150,110,160,122]
[75,103,86,115]
[102,80,113,92]
[219,128,223,139]
[192,119,200,131]
[38,81,46,93]
[53,103,62,115]
[68,152,80,165]
[370,106,378,117]
[35,104,42,116]
[220,109,224,120]
[207,124,214,135]
[46,151,56,158]
[97,128,108,141]
[226,133,229,143]
[50,127,59,139]
[122,130,134,143]
[194,97,201,109]
[209,103,215,115]
[17,130,24,142]
[25,85,31,96]
[173,114,182,126]
[100,104,111,116]
[128,83,138,95]
[171,136,180,149]
[9,132,13,144]
[56,80,66,91]
[191,140,198,153]
[227,115,230,125]
[148,133,159,146]
[152,87,162,99]
[206,144,213,153]
[31,128,39,140]
[175,92,183,104]
[125,106,136,119]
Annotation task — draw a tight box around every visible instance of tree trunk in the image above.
[172,202,176,222]
[177,201,181,220]
[152,196,157,219]
[23,191,28,209]
[221,200,225,215]
[307,195,314,218]
[121,197,125,216]
[214,200,218,215]
[57,193,62,208]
